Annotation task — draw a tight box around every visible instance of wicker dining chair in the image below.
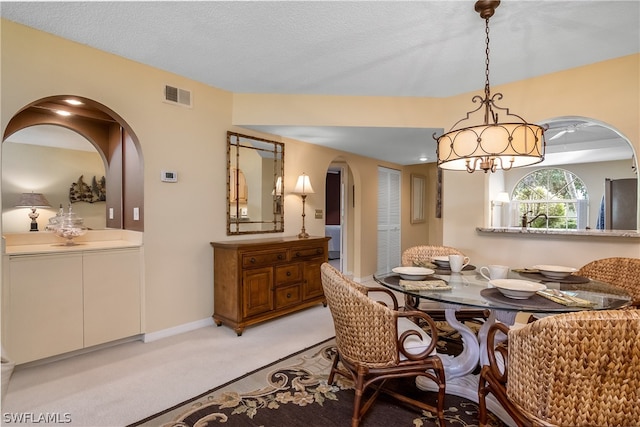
[576,257,640,307]
[320,263,446,427]
[401,245,489,321]
[478,310,640,427]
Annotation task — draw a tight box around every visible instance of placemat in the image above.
[480,288,567,310]
[434,264,476,274]
[517,271,590,284]
[399,279,452,291]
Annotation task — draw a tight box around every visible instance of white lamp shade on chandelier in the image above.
[437,122,545,172]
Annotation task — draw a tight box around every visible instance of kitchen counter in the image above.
[3,229,143,255]
[476,227,640,238]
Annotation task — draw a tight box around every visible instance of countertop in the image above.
[476,227,640,238]
[3,230,143,255]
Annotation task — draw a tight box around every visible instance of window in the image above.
[512,168,588,229]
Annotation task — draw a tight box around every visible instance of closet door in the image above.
[377,167,401,274]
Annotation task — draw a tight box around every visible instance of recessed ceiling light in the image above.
[55,110,72,116]
[64,99,83,106]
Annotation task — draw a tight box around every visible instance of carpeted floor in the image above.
[130,332,506,427]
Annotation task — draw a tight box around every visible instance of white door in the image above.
[377,167,401,274]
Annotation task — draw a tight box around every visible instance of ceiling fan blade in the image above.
[548,130,567,141]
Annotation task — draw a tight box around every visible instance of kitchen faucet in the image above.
[521,211,548,228]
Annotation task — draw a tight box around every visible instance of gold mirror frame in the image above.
[227,131,284,235]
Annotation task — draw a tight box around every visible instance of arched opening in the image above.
[325,158,353,275]
[2,95,144,233]
[489,116,638,231]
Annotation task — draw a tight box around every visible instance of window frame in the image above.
[511,168,589,230]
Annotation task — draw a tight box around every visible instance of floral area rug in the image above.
[130,335,506,427]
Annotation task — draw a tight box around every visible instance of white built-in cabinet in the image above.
[3,247,142,364]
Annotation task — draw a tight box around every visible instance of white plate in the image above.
[392,266,435,281]
[532,264,577,279]
[489,279,547,299]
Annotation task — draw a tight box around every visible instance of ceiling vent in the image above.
[164,85,192,107]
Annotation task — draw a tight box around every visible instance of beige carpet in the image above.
[1,305,335,426]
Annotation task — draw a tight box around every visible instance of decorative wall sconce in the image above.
[435,0,545,173]
[293,173,314,239]
[15,192,51,232]
[491,191,510,227]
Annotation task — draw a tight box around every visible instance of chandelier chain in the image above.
[484,17,491,97]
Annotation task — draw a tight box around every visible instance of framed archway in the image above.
[2,95,144,232]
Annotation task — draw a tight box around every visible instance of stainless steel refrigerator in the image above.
[604,178,638,230]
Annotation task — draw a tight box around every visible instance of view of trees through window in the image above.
[512,168,588,229]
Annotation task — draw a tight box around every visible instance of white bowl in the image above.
[392,266,435,281]
[489,279,547,299]
[532,264,577,280]
[431,256,450,267]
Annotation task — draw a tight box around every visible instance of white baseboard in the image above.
[143,317,215,343]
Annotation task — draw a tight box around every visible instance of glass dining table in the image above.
[373,268,632,423]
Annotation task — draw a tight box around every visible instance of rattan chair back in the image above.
[479,310,640,427]
[320,263,446,427]
[321,262,400,367]
[401,245,463,267]
[576,257,640,306]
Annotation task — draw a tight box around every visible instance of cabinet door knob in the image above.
[295,252,301,257]
[277,254,283,260]
[286,271,291,276]
[316,248,322,254]
[286,293,292,298]
[250,257,256,263]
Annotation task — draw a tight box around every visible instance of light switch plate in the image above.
[315,209,323,219]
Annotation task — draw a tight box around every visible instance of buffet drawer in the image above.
[290,245,325,260]
[242,250,287,268]
[275,263,302,285]
[275,284,303,309]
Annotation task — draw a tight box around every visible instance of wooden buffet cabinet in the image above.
[210,236,329,335]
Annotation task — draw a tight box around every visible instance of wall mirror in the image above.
[227,131,284,235]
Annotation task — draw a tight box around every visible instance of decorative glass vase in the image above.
[53,206,88,245]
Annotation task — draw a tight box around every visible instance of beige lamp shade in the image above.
[437,123,545,172]
[15,192,51,208]
[293,174,315,195]
[272,176,283,196]
[494,191,511,204]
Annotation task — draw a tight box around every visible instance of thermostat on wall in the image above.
[161,170,178,182]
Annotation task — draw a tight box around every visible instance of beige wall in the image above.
[2,20,638,334]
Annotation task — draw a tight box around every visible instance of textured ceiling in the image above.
[2,1,638,165]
